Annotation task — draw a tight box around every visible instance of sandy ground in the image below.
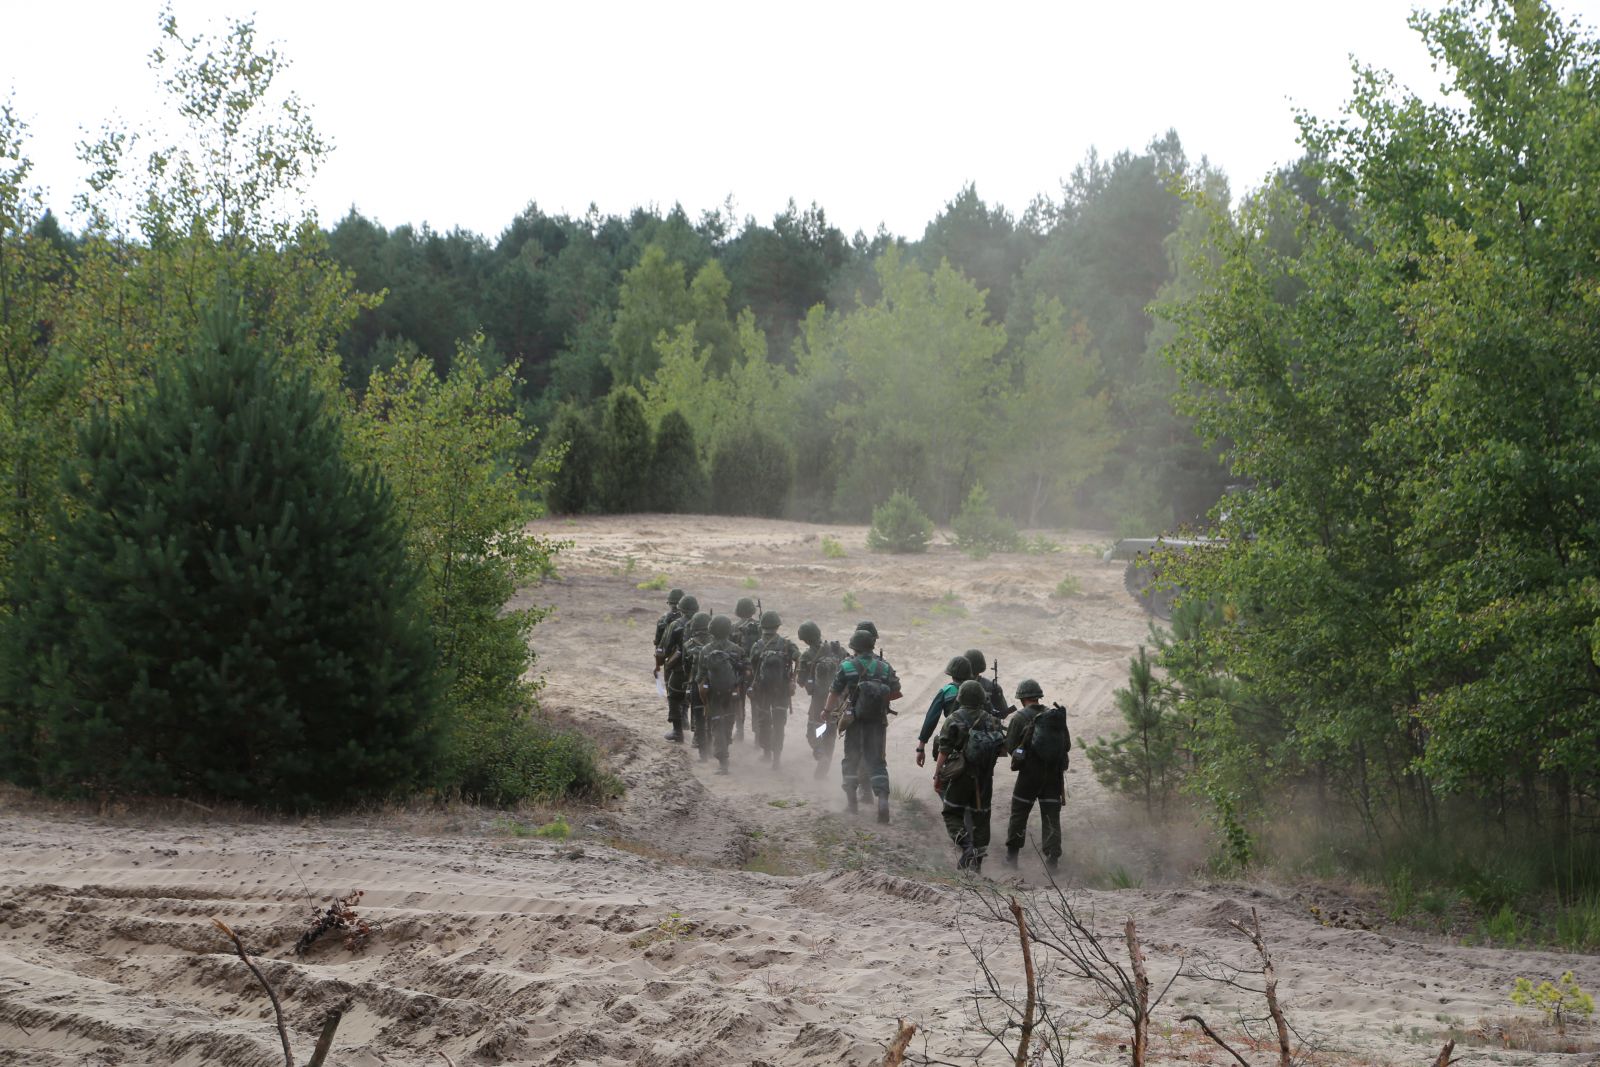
[2,514,1596,1066]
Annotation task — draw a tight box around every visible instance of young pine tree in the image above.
[0,304,440,807]
[545,405,599,514]
[597,390,653,512]
[649,408,708,512]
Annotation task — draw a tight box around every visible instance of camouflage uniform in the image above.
[916,656,973,794]
[936,679,1002,872]
[1004,680,1068,867]
[829,631,899,818]
[733,598,761,741]
[797,622,844,779]
[653,588,684,659]
[694,615,749,773]
[747,612,799,764]
[680,611,712,758]
[658,595,697,741]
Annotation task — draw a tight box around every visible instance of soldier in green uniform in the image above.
[1003,679,1070,870]
[695,614,749,774]
[653,588,685,676]
[822,629,901,822]
[657,594,698,743]
[733,597,761,741]
[679,610,712,757]
[916,655,973,776]
[935,679,1004,873]
[797,621,845,779]
[964,648,1011,719]
[748,611,799,765]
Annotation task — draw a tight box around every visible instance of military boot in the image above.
[717,757,730,775]
[876,795,890,824]
[770,750,781,769]
[845,788,859,814]
[970,856,984,875]
[1003,849,1019,869]
[664,726,684,743]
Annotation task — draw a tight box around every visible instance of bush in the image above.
[545,405,599,514]
[1052,574,1083,598]
[597,390,653,512]
[866,489,933,553]
[711,426,792,517]
[648,409,708,512]
[0,307,441,808]
[448,710,616,806]
[821,535,846,558]
[951,482,1022,559]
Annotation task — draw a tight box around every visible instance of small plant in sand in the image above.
[866,489,933,554]
[1024,534,1063,554]
[1052,574,1083,598]
[820,534,846,559]
[532,815,571,839]
[1511,972,1594,1034]
[742,575,759,589]
[842,590,860,612]
[630,910,694,948]
[636,573,669,591]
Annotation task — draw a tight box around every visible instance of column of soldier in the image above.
[651,588,1072,874]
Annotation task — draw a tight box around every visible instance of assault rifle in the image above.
[993,657,1016,719]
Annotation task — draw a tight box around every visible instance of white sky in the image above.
[6,1,1599,241]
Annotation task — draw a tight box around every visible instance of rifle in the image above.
[993,658,1016,719]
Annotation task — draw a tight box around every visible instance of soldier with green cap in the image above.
[748,610,800,764]
[653,588,685,676]
[797,621,845,779]
[733,597,761,741]
[694,613,749,773]
[681,610,713,757]
[1003,679,1070,869]
[657,594,698,743]
[916,655,973,777]
[822,628,901,822]
[935,679,1005,872]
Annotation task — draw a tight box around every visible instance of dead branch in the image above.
[437,1052,458,1067]
[1179,1013,1253,1067]
[1432,1039,1457,1067]
[883,1018,917,1066]
[1008,897,1037,1067]
[212,918,293,1067]
[294,890,370,955]
[1124,919,1150,1067]
[1227,908,1290,1067]
[305,1007,343,1067]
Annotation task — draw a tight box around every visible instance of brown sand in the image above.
[1,514,1593,1065]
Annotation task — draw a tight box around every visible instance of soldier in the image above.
[934,679,1005,873]
[964,648,1011,719]
[681,610,713,758]
[854,620,880,654]
[658,594,698,743]
[916,655,973,774]
[695,614,749,774]
[1003,679,1070,870]
[733,597,761,741]
[797,621,845,779]
[652,588,685,677]
[748,611,800,765]
[822,629,901,822]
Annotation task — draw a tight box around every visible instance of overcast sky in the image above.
[6,1,1599,240]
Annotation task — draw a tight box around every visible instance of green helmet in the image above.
[760,610,781,631]
[710,614,734,639]
[1015,678,1044,700]
[964,648,987,675]
[957,678,987,708]
[848,628,876,654]
[678,594,700,616]
[667,588,684,605]
[690,611,711,634]
[797,620,821,645]
[736,597,757,618]
[946,655,973,682]
[855,620,878,638]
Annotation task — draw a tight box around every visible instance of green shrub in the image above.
[1052,574,1083,598]
[449,710,617,806]
[0,307,441,807]
[597,390,653,512]
[648,409,707,512]
[637,574,669,591]
[710,426,793,516]
[545,405,599,514]
[821,535,846,559]
[1024,535,1063,554]
[866,489,933,553]
[842,591,860,611]
[951,482,1022,558]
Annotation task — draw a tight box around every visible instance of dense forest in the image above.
[0,0,1595,914]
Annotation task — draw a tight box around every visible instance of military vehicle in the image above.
[1103,537,1219,619]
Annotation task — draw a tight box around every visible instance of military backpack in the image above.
[1027,703,1070,768]
[963,714,1007,774]
[754,640,790,698]
[849,656,900,726]
[703,647,741,698]
[812,640,845,693]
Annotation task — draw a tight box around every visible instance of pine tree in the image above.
[0,305,440,807]
[649,409,707,512]
[711,426,792,517]
[545,405,599,514]
[596,390,653,511]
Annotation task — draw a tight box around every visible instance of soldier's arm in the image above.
[917,690,945,747]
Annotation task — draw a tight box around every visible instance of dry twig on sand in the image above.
[1227,908,1291,1067]
[1008,897,1037,1067]
[212,918,293,1067]
[1433,1038,1458,1067]
[294,889,371,955]
[883,1019,917,1066]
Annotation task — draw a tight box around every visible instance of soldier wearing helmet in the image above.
[733,597,761,742]
[653,587,685,677]
[964,648,1010,718]
[935,678,1003,873]
[822,628,901,822]
[1003,679,1070,870]
[797,621,845,779]
[747,610,799,766]
[693,614,748,773]
[657,594,698,744]
[916,655,973,775]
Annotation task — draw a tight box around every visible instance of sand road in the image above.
[1,515,1593,1066]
